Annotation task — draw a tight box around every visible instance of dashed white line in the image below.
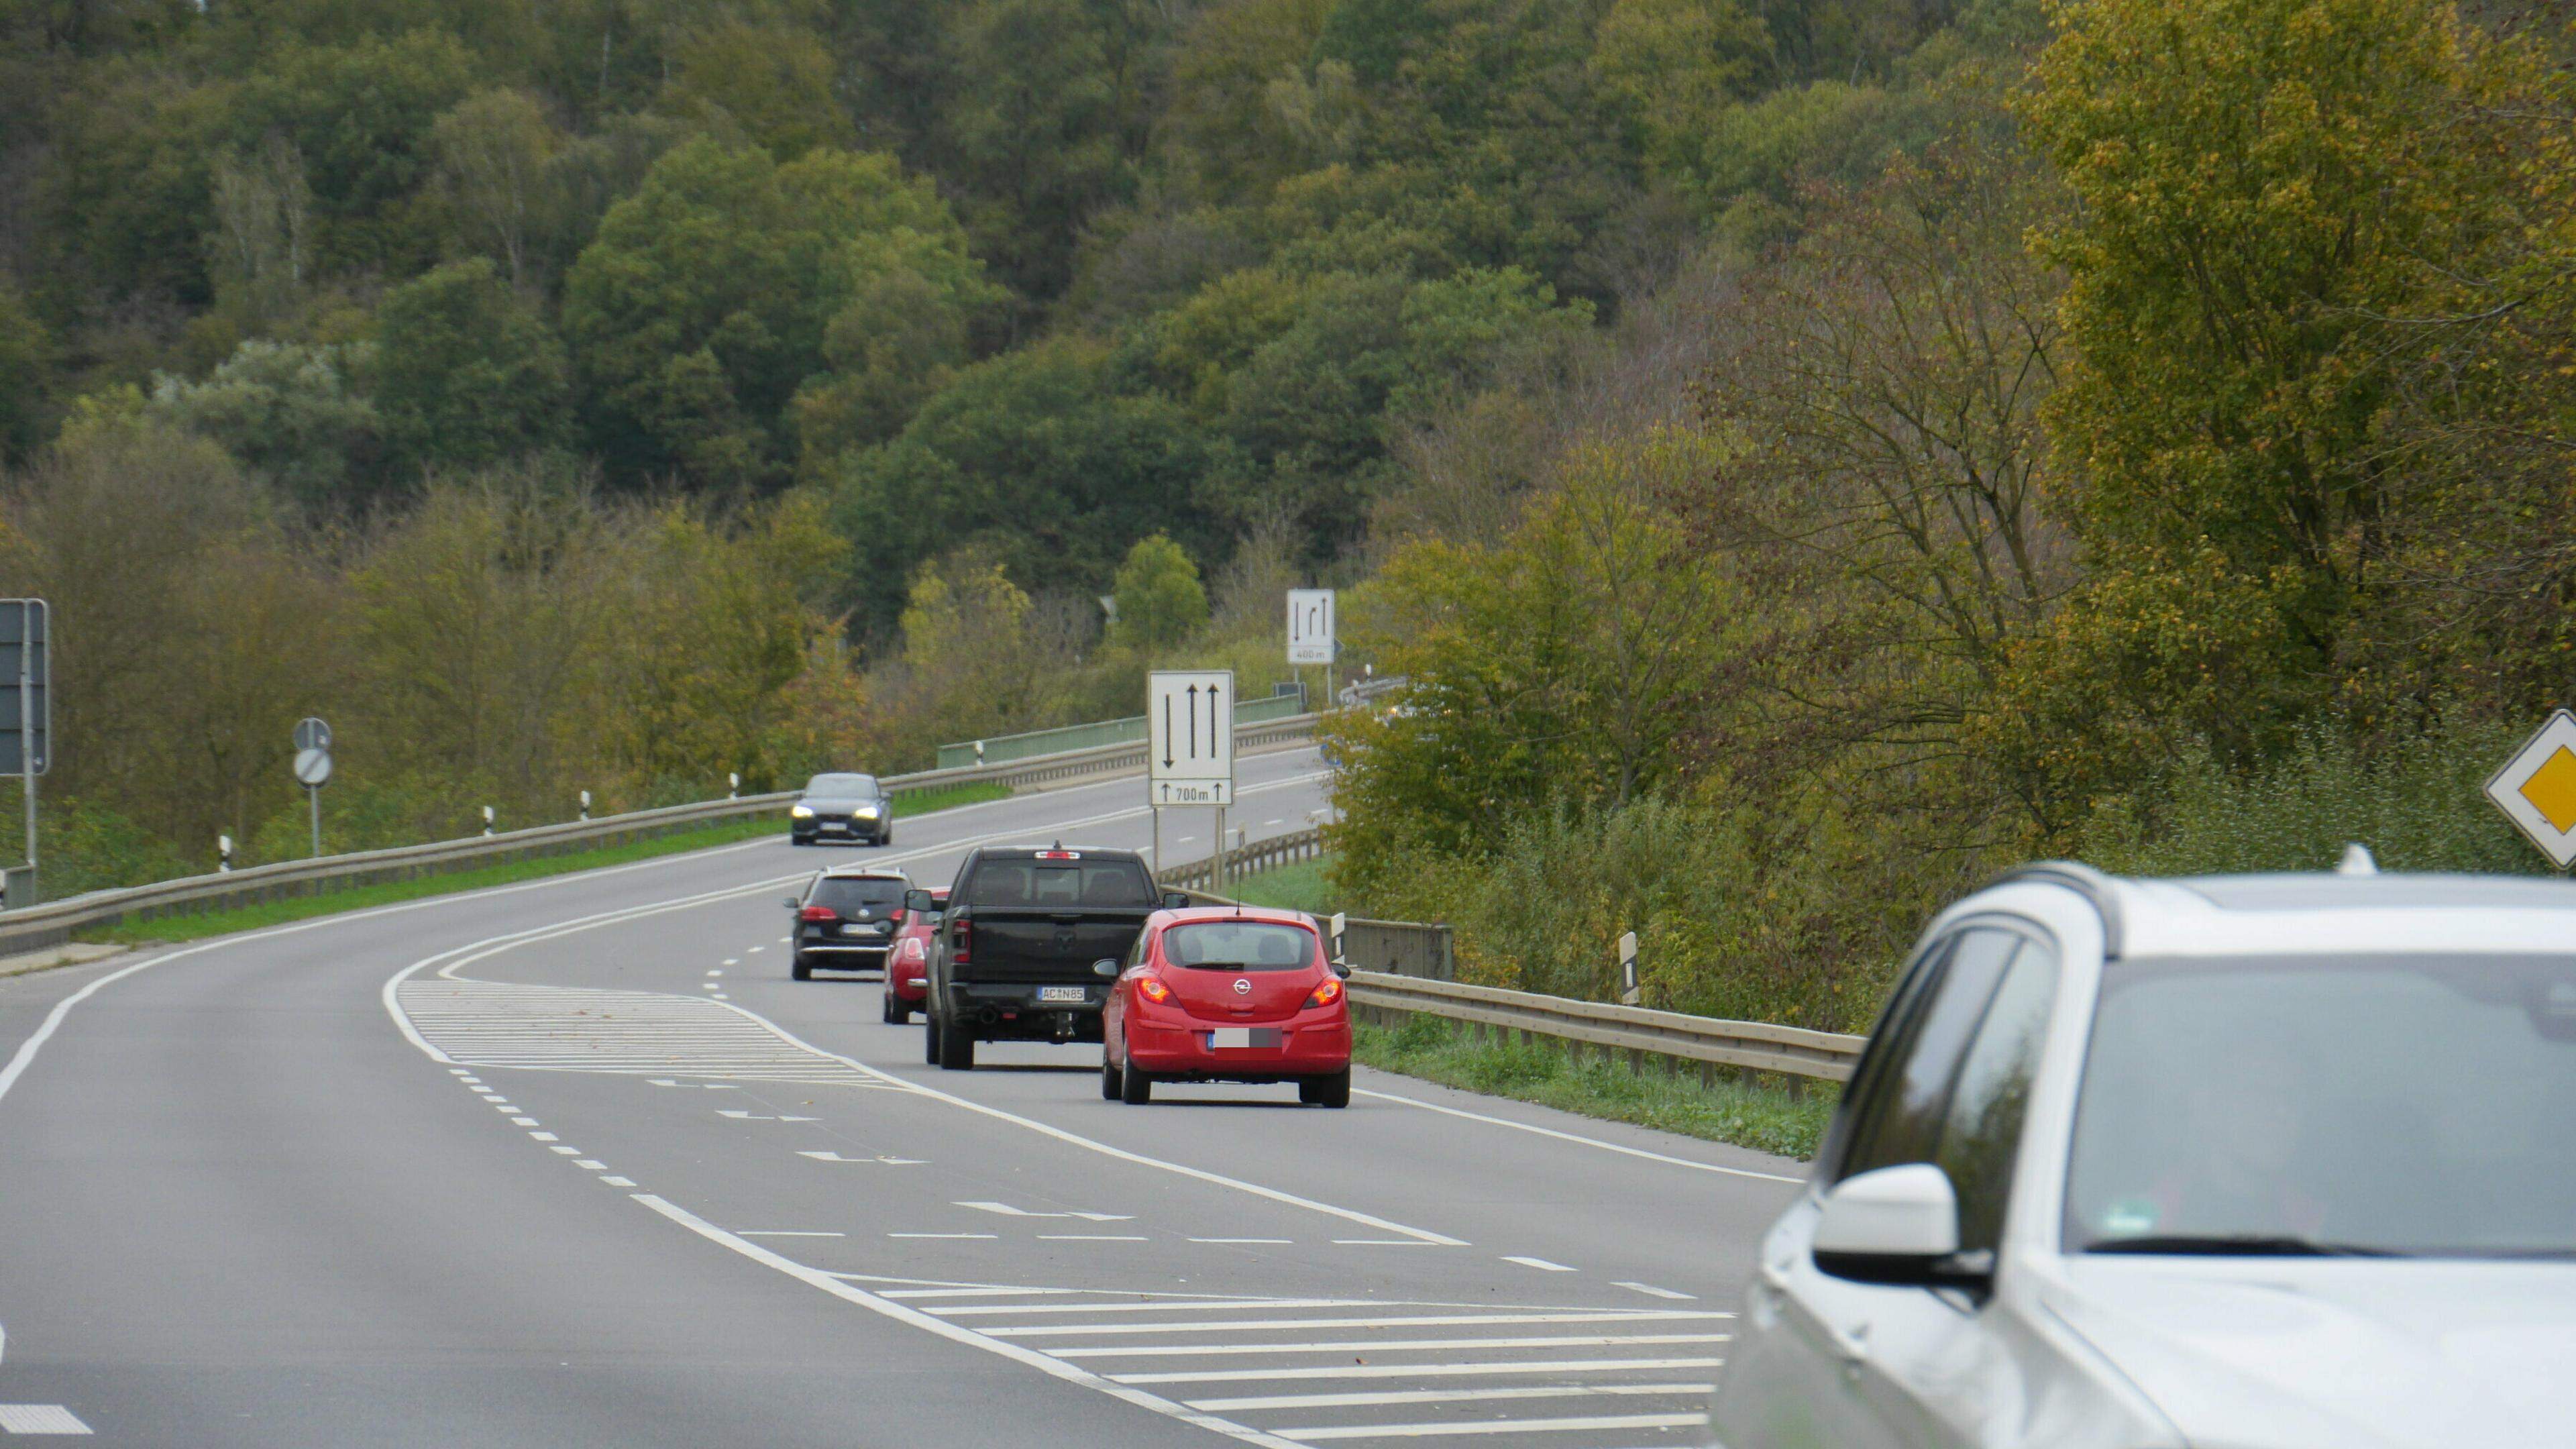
[739,1230,847,1238]
[573,1160,607,1170]
[889,1232,999,1240]
[1189,1238,1292,1245]
[1613,1281,1697,1300]
[528,1131,558,1142]
[0,1403,92,1434]
[1051,1333,1730,1360]
[548,1145,582,1155]
[1503,1255,1576,1273]
[1112,1358,1726,1386]
[510,1117,538,1126]
[987,1311,1727,1339]
[1353,1088,1805,1185]
[1187,1384,1714,1412]
[600,1176,637,1187]
[1332,1238,1440,1246]
[1039,1234,1149,1242]
[1279,1411,1707,1440]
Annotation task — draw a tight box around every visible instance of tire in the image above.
[1120,1063,1152,1105]
[791,834,812,847]
[1100,1051,1124,1100]
[882,994,908,1026]
[1299,1069,1352,1109]
[792,955,813,982]
[938,1018,977,1071]
[924,1016,942,1065]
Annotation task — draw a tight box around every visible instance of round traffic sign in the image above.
[293,716,332,752]
[293,747,333,787]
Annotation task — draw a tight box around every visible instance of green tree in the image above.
[238,31,477,273]
[661,21,855,160]
[0,282,50,464]
[1109,532,1210,649]
[562,137,995,488]
[374,258,570,478]
[429,87,567,290]
[149,339,380,508]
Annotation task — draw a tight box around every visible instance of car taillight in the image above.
[798,905,838,922]
[900,937,926,964]
[1136,975,1172,1005]
[1303,977,1344,1009]
[952,918,971,965]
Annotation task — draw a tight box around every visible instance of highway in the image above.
[0,745,1804,1447]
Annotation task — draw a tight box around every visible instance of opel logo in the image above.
[1232,977,1251,996]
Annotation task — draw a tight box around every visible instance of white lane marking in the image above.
[548,1145,581,1155]
[528,1131,557,1142]
[448,1069,472,1077]
[633,1195,1305,1447]
[0,1320,6,1364]
[800,1151,924,1165]
[716,1110,818,1121]
[1052,1333,1731,1360]
[710,994,729,1001]
[722,960,739,967]
[1279,1411,1709,1440]
[1039,1234,1148,1242]
[887,1232,998,1240]
[987,1311,1729,1340]
[882,1287,1078,1300]
[510,1117,538,1126]
[600,1176,637,1187]
[573,1160,606,1170]
[1503,1256,1576,1273]
[1332,1239,1442,1246]
[933,1297,1393,1318]
[706,969,724,977]
[955,1200,1132,1222]
[1113,1358,1727,1386]
[0,1404,92,1434]
[1353,1089,1808,1185]
[739,1230,847,1238]
[1191,1237,1291,1245]
[1613,1281,1696,1301]
[1189,1384,1715,1413]
[746,947,763,954]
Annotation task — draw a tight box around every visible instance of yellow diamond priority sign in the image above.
[2485,709,2576,869]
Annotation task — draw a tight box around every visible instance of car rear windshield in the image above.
[2065,953,2576,1258]
[966,859,1155,908]
[1164,922,1316,971]
[813,877,907,913]
[804,773,877,795]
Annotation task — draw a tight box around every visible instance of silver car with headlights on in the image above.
[1710,857,2576,1449]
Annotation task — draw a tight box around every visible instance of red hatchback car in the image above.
[1102,907,1352,1107]
[882,888,946,1025]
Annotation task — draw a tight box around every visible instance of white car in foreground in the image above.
[1710,859,2576,1449]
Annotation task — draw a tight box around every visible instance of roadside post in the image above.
[218,834,233,872]
[729,771,740,800]
[1619,930,1641,1006]
[292,717,331,858]
[578,790,592,822]
[2484,708,2576,871]
[1329,911,1347,967]
[482,805,494,837]
[2,599,47,905]
[1149,669,1235,895]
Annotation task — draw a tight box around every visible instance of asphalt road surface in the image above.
[0,746,1805,1446]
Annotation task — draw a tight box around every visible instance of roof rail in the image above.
[1990,860,2126,961]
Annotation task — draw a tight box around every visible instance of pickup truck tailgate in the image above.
[964,908,1148,983]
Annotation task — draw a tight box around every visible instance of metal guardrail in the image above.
[1347,971,1864,1085]
[0,713,1321,958]
[937,689,1309,769]
[1157,827,1456,981]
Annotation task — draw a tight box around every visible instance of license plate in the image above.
[842,923,873,936]
[1036,986,1086,1003]
[1208,1028,1283,1049]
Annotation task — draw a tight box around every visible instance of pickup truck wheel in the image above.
[881,994,908,1025]
[1100,1053,1123,1100]
[1299,1069,1351,1108]
[792,955,813,982]
[1120,1065,1152,1105]
[924,1017,941,1065]
[938,1019,977,1071]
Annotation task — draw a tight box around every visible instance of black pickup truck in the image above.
[910,846,1187,1071]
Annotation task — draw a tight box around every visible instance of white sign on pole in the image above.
[292,747,333,787]
[1287,589,1336,665]
[2485,708,2576,869]
[1148,669,1234,806]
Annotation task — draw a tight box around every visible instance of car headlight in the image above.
[790,805,814,819]
[855,805,880,818]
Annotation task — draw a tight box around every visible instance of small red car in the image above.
[1102,907,1352,1107]
[882,888,946,1025]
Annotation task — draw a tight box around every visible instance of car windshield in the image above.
[1164,922,1315,971]
[804,774,877,796]
[966,860,1155,908]
[2065,953,2576,1258]
[813,877,906,914]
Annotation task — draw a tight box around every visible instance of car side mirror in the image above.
[783,895,801,909]
[1092,959,1121,979]
[904,890,935,913]
[1330,961,1351,980]
[1162,892,1193,910]
[1813,1163,1966,1286]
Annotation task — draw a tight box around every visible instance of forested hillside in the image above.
[5,0,2573,1036]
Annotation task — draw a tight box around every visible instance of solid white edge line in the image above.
[1352,1087,1809,1185]
[1275,1410,1709,1440]
[630,1194,1309,1447]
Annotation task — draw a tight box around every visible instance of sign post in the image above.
[292,716,332,859]
[2485,708,2576,870]
[1287,588,1336,715]
[1619,931,1641,1006]
[2,599,48,906]
[1149,669,1235,892]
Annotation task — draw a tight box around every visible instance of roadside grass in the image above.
[85,780,1014,947]
[1226,853,1339,914]
[1354,1014,1835,1162]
